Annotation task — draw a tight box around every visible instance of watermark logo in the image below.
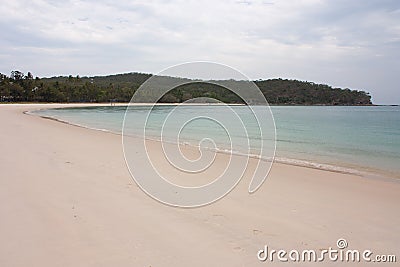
[122,62,276,207]
[336,238,348,249]
[257,238,397,263]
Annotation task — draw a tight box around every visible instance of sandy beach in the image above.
[0,104,399,266]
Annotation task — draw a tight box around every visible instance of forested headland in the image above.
[0,71,372,105]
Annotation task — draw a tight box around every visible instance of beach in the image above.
[0,104,399,266]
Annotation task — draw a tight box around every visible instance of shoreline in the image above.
[2,101,398,106]
[27,104,399,181]
[1,103,399,266]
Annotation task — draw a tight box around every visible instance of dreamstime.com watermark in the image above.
[257,238,397,263]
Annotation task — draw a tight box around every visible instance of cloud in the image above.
[0,0,399,103]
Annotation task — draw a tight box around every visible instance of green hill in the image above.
[0,71,372,105]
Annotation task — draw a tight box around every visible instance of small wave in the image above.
[28,112,120,136]
[273,157,365,176]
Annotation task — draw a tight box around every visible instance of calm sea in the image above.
[33,105,400,179]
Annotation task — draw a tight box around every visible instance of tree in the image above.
[25,72,34,80]
[11,70,25,82]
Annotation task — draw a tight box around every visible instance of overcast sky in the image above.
[1,0,399,104]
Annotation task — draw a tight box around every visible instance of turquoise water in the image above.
[34,105,400,178]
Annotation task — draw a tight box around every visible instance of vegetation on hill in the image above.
[0,71,372,105]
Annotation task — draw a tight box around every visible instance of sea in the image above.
[33,105,400,179]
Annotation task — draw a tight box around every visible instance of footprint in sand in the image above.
[229,241,244,252]
[253,229,262,235]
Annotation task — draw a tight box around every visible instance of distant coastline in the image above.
[1,71,372,105]
[2,102,396,106]
[2,102,397,106]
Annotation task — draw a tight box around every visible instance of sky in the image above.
[0,0,399,104]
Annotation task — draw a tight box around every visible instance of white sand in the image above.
[0,104,399,266]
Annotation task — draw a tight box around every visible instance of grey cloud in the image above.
[0,0,399,103]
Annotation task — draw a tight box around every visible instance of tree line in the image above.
[0,71,372,105]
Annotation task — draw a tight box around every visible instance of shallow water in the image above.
[34,105,400,178]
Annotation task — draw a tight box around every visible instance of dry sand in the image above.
[0,104,399,266]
